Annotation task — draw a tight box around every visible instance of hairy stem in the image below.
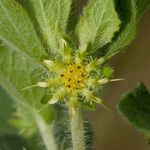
[69,105,86,150]
[35,113,57,150]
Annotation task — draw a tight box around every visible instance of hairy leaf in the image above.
[0,43,55,140]
[105,0,150,59]
[27,0,72,51]
[0,45,45,108]
[0,86,16,137]
[0,134,48,150]
[135,0,150,20]
[104,0,137,59]
[0,87,53,150]
[0,68,57,149]
[119,83,150,141]
[0,135,29,150]
[76,0,120,51]
[0,0,46,60]
[0,1,56,147]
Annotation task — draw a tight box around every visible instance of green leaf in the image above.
[0,70,57,150]
[104,0,137,59]
[135,0,150,20]
[27,0,72,51]
[118,83,150,141]
[0,0,46,60]
[0,134,48,150]
[0,43,55,139]
[0,86,50,150]
[0,1,56,147]
[105,0,150,59]
[0,134,44,150]
[15,0,43,39]
[0,86,16,137]
[0,135,29,150]
[76,0,120,51]
[0,45,45,108]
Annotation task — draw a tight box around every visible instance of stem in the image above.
[69,105,86,150]
[35,113,57,150]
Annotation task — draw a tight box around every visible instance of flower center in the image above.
[60,63,87,92]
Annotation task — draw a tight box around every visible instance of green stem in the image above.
[35,113,57,150]
[69,105,86,150]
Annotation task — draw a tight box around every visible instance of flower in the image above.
[34,39,123,112]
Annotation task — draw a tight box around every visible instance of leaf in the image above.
[0,69,57,150]
[104,0,137,59]
[27,0,72,51]
[0,45,45,108]
[0,135,29,150]
[0,43,55,143]
[135,0,150,20]
[76,0,120,51]
[15,0,43,39]
[0,0,46,60]
[0,134,48,150]
[0,86,16,137]
[0,43,55,138]
[0,1,57,147]
[0,87,49,150]
[118,83,150,141]
[104,0,150,59]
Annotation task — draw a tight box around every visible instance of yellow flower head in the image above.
[26,39,123,111]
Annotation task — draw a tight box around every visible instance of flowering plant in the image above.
[0,0,149,150]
